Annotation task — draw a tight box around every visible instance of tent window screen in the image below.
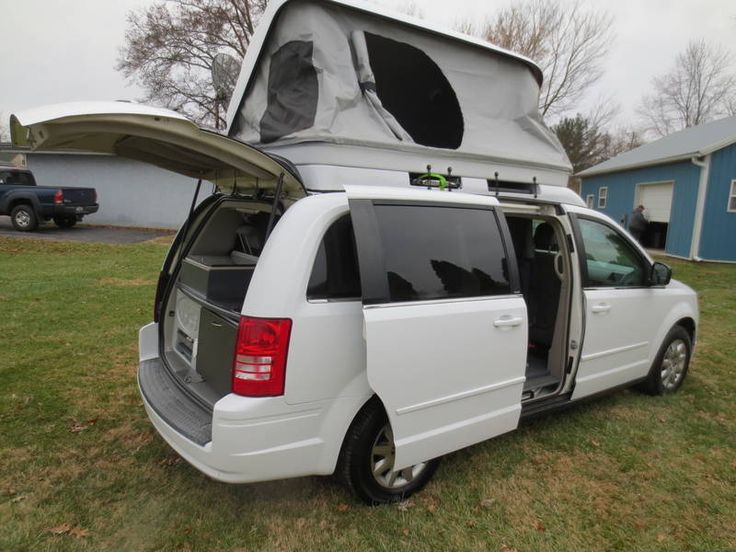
[260,41,319,144]
[364,33,464,149]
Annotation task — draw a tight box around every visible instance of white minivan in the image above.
[11,103,698,504]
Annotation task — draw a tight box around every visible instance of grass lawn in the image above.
[1,235,734,551]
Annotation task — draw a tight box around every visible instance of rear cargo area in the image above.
[161,199,275,406]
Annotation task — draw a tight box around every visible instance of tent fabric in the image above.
[260,40,319,143]
[349,30,413,142]
[229,0,569,175]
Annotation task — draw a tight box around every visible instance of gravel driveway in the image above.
[0,217,174,244]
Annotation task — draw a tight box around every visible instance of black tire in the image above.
[337,398,440,505]
[10,204,39,232]
[54,216,77,228]
[640,325,691,395]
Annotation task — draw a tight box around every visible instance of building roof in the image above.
[578,115,736,177]
[0,142,109,157]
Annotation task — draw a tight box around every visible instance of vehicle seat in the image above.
[529,222,561,349]
[506,217,534,301]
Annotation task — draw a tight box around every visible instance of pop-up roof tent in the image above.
[226,0,571,190]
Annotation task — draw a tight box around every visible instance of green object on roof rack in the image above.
[417,172,448,190]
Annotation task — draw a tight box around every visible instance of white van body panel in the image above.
[344,185,527,469]
[563,207,699,400]
[139,285,372,483]
[364,298,527,470]
[134,189,697,486]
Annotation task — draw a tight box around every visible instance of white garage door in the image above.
[636,182,674,223]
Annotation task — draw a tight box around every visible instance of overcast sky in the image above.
[1,0,735,135]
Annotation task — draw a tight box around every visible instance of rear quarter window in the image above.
[307,215,361,300]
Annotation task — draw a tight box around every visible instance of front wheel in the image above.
[54,216,77,228]
[337,399,440,504]
[640,326,691,395]
[10,204,38,232]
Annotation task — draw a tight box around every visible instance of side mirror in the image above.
[650,261,672,286]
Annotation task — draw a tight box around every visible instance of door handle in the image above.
[591,303,611,314]
[494,315,524,328]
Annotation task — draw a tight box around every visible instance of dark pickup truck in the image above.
[0,166,98,231]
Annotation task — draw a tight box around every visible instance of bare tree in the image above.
[0,113,9,143]
[453,18,474,36]
[600,126,644,160]
[117,0,268,128]
[477,0,612,118]
[395,1,425,19]
[639,39,736,137]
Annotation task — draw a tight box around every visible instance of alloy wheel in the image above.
[370,424,427,489]
[660,338,687,391]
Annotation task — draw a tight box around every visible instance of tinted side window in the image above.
[374,205,510,302]
[307,215,361,300]
[578,218,647,287]
[0,171,34,185]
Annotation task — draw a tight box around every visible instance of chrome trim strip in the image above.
[580,341,649,362]
[574,358,650,384]
[364,293,523,309]
[395,376,526,415]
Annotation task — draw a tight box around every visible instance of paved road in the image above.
[0,217,174,244]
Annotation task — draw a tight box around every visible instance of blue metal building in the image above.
[579,116,736,262]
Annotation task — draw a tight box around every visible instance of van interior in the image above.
[162,199,275,406]
[505,215,572,401]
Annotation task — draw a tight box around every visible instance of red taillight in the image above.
[232,316,292,397]
[53,190,64,204]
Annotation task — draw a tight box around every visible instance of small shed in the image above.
[579,116,736,262]
[0,145,198,229]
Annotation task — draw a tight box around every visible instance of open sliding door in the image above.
[347,187,528,470]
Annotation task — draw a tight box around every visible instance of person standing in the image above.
[629,204,649,244]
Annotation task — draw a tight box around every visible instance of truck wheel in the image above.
[640,326,691,395]
[337,399,440,505]
[10,204,39,232]
[54,216,77,228]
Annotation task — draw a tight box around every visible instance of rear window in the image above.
[373,205,510,302]
[0,170,35,186]
[307,215,361,300]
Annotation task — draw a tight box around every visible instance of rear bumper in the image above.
[41,204,99,218]
[138,363,331,483]
[137,324,332,483]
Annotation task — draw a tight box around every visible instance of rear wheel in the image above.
[641,326,691,395]
[10,204,38,232]
[54,216,77,228]
[338,399,440,504]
